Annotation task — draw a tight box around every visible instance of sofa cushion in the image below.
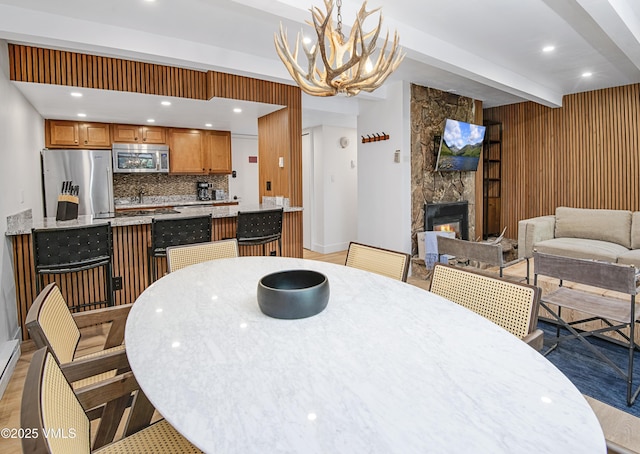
[631,212,640,250]
[534,237,629,263]
[617,249,640,267]
[555,207,632,249]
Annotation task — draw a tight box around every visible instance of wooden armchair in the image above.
[533,251,640,405]
[345,241,411,282]
[26,283,131,383]
[436,235,526,282]
[167,238,239,273]
[21,347,202,453]
[25,282,141,444]
[430,263,543,350]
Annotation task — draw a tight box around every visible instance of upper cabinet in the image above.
[169,128,232,175]
[45,120,231,175]
[46,120,111,148]
[168,129,205,174]
[112,124,166,144]
[204,131,232,174]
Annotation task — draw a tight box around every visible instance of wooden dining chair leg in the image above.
[125,390,156,437]
[92,393,131,449]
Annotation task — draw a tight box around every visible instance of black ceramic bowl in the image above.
[257,269,330,319]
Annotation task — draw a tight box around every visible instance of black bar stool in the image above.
[236,208,283,256]
[32,223,114,311]
[149,215,212,282]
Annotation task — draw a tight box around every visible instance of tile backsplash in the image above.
[113,174,229,198]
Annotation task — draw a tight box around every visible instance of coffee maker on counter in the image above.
[196,181,210,201]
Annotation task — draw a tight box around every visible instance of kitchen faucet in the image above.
[138,188,145,204]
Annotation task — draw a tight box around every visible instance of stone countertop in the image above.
[5,204,302,236]
[114,195,236,210]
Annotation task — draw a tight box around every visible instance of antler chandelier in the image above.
[274,0,404,97]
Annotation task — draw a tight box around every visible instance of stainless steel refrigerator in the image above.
[41,149,115,219]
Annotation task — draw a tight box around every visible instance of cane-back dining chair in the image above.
[345,241,411,282]
[430,263,543,350]
[24,282,143,444]
[25,282,131,387]
[167,239,239,273]
[21,347,203,453]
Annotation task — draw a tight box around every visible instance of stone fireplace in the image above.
[425,201,469,240]
[411,84,479,277]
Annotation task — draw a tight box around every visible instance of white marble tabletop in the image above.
[125,257,606,453]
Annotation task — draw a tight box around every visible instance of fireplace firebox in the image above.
[425,201,469,240]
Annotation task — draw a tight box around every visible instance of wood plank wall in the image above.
[483,83,640,239]
[12,212,302,340]
[207,72,302,207]
[8,44,208,99]
[258,109,291,201]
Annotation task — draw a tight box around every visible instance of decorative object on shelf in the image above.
[361,132,390,143]
[274,0,404,97]
[257,269,329,319]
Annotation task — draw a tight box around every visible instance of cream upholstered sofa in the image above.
[518,206,640,266]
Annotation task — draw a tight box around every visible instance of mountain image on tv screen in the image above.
[435,119,486,171]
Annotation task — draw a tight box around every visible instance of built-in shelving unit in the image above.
[483,120,502,238]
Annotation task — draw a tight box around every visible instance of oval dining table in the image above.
[125,256,606,453]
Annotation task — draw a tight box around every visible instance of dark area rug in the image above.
[539,321,640,417]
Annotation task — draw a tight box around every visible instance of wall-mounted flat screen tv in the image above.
[435,119,486,172]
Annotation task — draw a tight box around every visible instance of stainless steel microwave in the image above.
[112,143,170,173]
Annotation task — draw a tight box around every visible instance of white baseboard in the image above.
[0,340,20,401]
[312,242,350,254]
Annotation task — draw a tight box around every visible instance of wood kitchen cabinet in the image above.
[45,120,111,148]
[169,128,232,175]
[204,130,232,174]
[112,124,166,144]
[168,128,205,174]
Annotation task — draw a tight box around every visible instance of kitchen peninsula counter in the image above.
[7,204,303,340]
[6,204,302,235]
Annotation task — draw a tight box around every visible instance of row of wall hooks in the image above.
[362,132,390,143]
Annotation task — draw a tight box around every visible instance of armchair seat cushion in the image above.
[533,237,629,263]
[617,249,640,267]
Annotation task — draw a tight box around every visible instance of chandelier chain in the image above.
[336,0,343,42]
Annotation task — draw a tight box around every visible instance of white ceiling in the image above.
[1,0,639,133]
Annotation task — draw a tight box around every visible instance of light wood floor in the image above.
[1,250,639,453]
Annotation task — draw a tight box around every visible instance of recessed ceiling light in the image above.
[161,101,171,106]
[70,92,83,98]
[233,108,242,113]
[77,113,87,117]
[205,123,213,127]
[147,118,155,123]
[582,72,593,78]
[542,45,555,53]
